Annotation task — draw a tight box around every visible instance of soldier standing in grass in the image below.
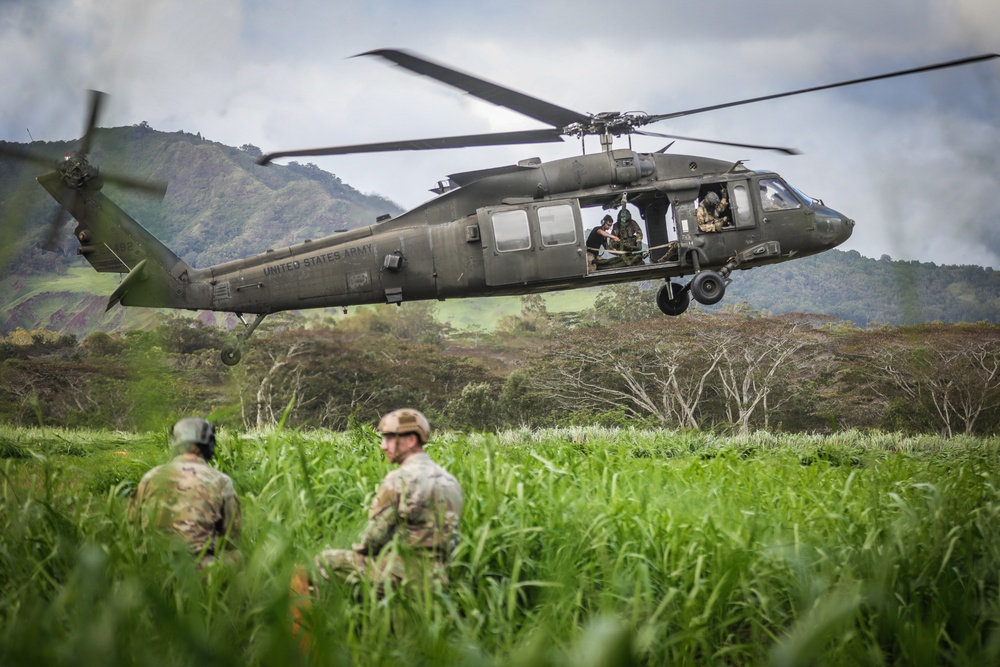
[129,417,242,569]
[310,408,464,590]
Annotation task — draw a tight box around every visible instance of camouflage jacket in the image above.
[129,452,242,558]
[611,219,644,250]
[697,200,729,232]
[358,452,463,560]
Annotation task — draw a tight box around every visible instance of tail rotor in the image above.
[0,90,167,252]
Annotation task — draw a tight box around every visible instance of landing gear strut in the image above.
[221,312,267,366]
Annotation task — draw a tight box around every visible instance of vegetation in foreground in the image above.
[2,426,999,665]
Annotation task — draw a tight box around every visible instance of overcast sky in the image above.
[3,0,999,268]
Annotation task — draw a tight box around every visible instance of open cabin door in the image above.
[477,201,586,286]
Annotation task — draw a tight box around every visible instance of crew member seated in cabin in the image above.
[696,191,729,232]
[610,208,645,266]
[586,215,619,271]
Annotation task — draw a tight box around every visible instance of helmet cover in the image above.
[377,408,431,444]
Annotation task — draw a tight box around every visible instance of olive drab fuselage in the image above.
[40,149,854,320]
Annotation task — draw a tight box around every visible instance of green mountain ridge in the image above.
[0,125,403,275]
[2,127,999,335]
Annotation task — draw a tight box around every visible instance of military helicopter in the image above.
[2,50,996,365]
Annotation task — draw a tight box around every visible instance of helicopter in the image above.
[2,50,997,365]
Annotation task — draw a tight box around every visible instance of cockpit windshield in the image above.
[787,183,820,206]
[758,178,802,212]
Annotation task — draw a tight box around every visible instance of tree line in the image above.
[2,285,999,437]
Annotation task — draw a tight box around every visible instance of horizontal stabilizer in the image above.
[106,259,147,311]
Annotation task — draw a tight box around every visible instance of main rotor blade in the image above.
[634,129,800,155]
[79,90,107,155]
[643,53,1000,124]
[358,48,591,130]
[259,128,565,165]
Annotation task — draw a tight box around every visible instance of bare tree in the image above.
[713,321,815,434]
[250,343,313,429]
[533,323,723,428]
[868,331,1000,436]
[950,340,1000,434]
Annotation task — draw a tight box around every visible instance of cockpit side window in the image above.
[758,178,801,212]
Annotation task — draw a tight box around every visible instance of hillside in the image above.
[0,125,403,276]
[2,127,1000,335]
[723,250,1000,325]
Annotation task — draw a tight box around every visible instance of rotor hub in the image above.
[59,152,97,189]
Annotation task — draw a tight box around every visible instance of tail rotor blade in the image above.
[0,143,58,169]
[41,191,77,252]
[79,90,107,155]
[101,170,169,197]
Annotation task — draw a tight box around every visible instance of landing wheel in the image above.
[221,347,242,366]
[690,270,726,305]
[656,281,689,316]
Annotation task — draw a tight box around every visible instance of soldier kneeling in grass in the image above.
[317,408,462,588]
[291,409,463,636]
[129,417,243,569]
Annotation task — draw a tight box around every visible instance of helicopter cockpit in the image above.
[758,178,800,211]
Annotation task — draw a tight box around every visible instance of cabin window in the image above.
[538,204,577,247]
[492,209,531,252]
[759,178,801,212]
[733,184,754,228]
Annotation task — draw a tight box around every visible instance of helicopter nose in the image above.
[835,214,855,244]
[814,209,853,247]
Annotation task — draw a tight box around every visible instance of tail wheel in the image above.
[656,281,689,316]
[221,347,242,366]
[690,270,726,305]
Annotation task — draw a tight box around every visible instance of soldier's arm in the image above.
[128,476,148,523]
[356,477,401,555]
[221,479,242,546]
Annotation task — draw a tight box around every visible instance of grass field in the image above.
[2,426,998,665]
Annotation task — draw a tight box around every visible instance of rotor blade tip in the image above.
[355,48,396,59]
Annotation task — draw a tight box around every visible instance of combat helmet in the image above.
[702,191,720,208]
[170,417,216,460]
[377,408,431,444]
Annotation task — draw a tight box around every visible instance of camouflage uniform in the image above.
[697,196,729,232]
[315,452,463,587]
[610,210,645,266]
[130,451,243,568]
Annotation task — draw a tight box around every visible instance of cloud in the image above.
[2,0,998,267]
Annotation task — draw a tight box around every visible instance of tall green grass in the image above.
[1,426,998,665]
